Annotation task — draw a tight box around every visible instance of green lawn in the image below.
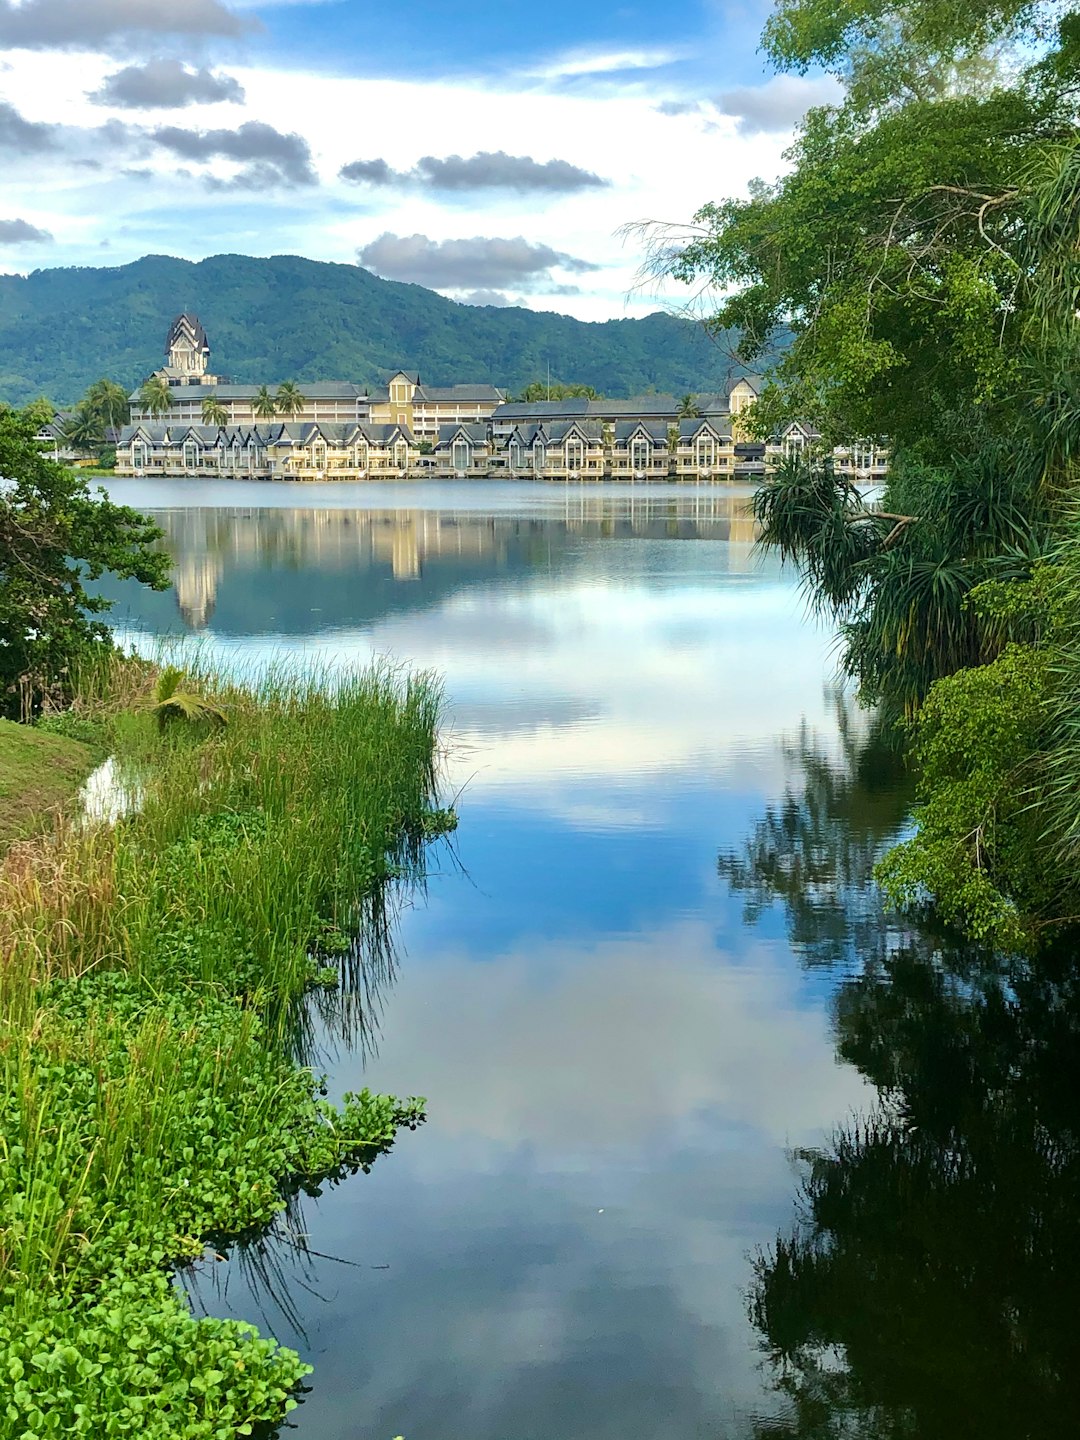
[0,718,100,848]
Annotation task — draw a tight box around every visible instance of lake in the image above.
[96,478,1076,1440]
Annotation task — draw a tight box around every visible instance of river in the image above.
[96,478,1077,1440]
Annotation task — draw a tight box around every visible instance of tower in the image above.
[165,314,211,380]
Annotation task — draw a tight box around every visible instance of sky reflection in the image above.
[112,482,883,1439]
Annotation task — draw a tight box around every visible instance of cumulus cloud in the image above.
[456,288,517,307]
[0,217,52,243]
[339,150,607,194]
[0,0,255,49]
[715,74,842,135]
[339,157,394,184]
[91,59,245,108]
[0,100,57,154]
[357,232,599,291]
[655,100,700,117]
[150,121,317,185]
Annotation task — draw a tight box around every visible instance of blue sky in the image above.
[0,0,839,318]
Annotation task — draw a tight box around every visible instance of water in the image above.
[95,479,1080,1439]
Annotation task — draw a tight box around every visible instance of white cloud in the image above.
[716,73,843,134]
[0,46,798,317]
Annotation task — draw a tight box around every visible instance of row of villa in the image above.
[111,314,888,483]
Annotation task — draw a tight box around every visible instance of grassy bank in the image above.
[0,660,451,1439]
[0,719,103,850]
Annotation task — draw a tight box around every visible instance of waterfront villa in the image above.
[114,315,888,482]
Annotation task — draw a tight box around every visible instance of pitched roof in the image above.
[166,313,209,355]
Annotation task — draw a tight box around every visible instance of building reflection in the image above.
[155,492,759,633]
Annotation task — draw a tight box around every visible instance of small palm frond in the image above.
[149,667,227,732]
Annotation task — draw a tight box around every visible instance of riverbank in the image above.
[0,661,451,1439]
[0,718,102,850]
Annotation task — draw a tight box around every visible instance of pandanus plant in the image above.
[149,665,227,733]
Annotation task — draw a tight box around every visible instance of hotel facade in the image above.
[114,314,888,483]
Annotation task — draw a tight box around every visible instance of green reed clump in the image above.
[0,659,447,1439]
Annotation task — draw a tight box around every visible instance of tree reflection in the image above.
[726,697,1080,1436]
[718,689,911,969]
[751,942,1080,1438]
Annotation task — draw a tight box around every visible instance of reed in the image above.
[0,657,450,1439]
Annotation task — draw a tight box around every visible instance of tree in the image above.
[677,394,700,419]
[84,378,130,431]
[516,381,600,402]
[0,403,170,716]
[275,382,305,418]
[253,385,277,421]
[201,394,229,428]
[139,376,172,419]
[62,401,106,456]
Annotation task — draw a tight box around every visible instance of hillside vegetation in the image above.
[0,252,748,406]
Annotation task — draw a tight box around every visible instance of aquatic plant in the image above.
[0,659,448,1438]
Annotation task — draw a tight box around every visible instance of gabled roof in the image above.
[435,422,490,448]
[166,313,209,355]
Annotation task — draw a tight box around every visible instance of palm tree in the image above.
[677,393,701,419]
[253,385,277,421]
[62,401,106,454]
[85,377,130,430]
[201,394,229,428]
[139,375,172,419]
[275,382,305,418]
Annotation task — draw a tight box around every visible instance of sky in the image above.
[0,0,839,320]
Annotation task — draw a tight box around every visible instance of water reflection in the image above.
[100,481,916,1439]
[720,704,1080,1439]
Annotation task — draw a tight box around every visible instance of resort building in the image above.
[127,321,505,435]
[113,314,889,482]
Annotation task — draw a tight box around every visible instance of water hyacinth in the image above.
[0,658,452,1438]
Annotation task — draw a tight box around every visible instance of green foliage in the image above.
[200,395,228,428]
[516,380,601,401]
[754,444,1044,717]
[0,661,444,1436]
[148,667,227,733]
[252,385,276,421]
[138,377,171,419]
[274,382,305,417]
[83,379,130,432]
[0,253,750,408]
[0,405,170,718]
[876,640,1058,950]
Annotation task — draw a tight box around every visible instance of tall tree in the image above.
[275,382,305,418]
[0,403,170,715]
[253,385,277,421]
[84,377,130,431]
[200,394,229,428]
[62,401,106,455]
[139,376,172,419]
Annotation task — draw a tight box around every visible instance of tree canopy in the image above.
[0,403,170,717]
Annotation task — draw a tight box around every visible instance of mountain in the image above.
[0,252,749,408]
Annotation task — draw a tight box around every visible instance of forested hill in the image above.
[0,252,747,406]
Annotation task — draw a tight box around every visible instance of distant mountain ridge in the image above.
[0,253,750,408]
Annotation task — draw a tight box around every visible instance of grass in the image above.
[0,718,103,850]
[0,655,453,1439]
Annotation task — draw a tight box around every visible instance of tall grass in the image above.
[0,658,449,1439]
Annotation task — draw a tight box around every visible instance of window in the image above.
[452,440,470,472]
[534,443,547,473]
[511,440,525,470]
[853,443,876,471]
[394,441,408,469]
[312,441,327,469]
[565,438,584,472]
[782,430,806,459]
[355,443,368,469]
[695,436,716,470]
[630,436,650,472]
[183,441,199,469]
[132,442,148,470]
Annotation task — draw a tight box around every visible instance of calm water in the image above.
[98,479,1080,1439]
